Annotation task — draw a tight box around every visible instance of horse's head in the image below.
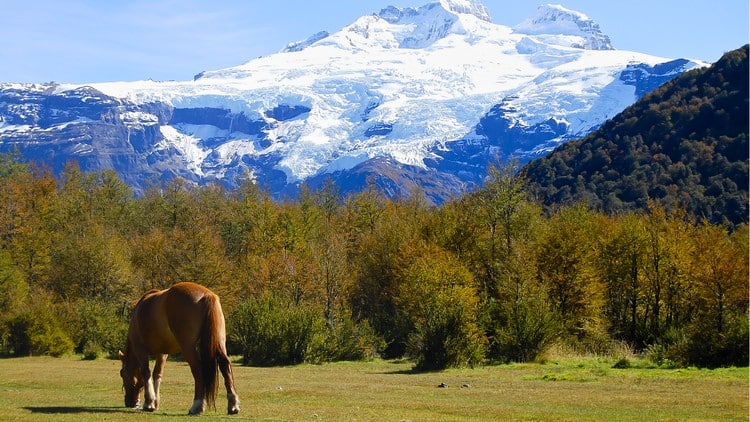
[118,350,143,408]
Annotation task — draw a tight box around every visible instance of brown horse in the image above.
[118,282,240,415]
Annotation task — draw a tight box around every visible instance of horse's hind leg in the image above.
[218,351,240,414]
[182,347,205,415]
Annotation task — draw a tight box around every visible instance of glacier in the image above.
[0,2,706,202]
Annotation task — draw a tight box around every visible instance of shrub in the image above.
[639,327,687,367]
[484,294,559,363]
[3,315,32,356]
[395,245,487,370]
[407,302,486,371]
[229,295,324,366]
[62,299,129,359]
[682,314,749,368]
[612,357,631,369]
[4,306,74,357]
[307,316,385,363]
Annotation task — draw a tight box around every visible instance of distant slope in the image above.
[522,45,749,225]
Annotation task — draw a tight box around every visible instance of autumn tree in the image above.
[536,205,604,340]
[681,223,749,366]
[130,181,232,292]
[639,203,692,338]
[469,164,556,362]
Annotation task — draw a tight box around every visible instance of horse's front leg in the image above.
[140,360,157,412]
[152,354,167,410]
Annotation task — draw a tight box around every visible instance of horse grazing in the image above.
[119,282,240,415]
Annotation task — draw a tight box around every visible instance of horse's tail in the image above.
[199,293,223,410]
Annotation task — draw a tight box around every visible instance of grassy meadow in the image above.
[0,355,746,421]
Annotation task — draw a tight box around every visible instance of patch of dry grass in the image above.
[0,356,746,421]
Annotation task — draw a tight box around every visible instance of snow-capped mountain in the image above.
[0,2,705,202]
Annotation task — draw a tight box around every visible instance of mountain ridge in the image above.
[522,45,749,225]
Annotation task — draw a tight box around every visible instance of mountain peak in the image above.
[438,0,492,22]
[283,2,493,53]
[513,4,613,50]
[377,0,492,25]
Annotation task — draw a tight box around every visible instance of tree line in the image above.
[0,156,746,368]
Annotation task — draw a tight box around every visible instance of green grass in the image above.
[0,355,746,421]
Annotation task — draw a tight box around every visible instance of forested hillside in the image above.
[0,157,746,368]
[522,45,749,226]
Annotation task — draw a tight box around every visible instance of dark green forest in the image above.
[523,45,749,227]
[0,156,746,369]
[0,48,748,370]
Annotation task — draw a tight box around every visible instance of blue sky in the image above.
[1,0,747,83]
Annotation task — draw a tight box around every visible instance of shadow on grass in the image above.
[381,368,420,375]
[24,406,130,415]
[380,367,448,375]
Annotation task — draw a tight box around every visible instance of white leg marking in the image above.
[189,399,205,415]
[143,378,156,411]
[228,394,240,414]
[154,378,162,409]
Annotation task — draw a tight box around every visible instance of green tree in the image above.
[473,164,536,299]
[395,243,486,370]
[597,214,648,345]
[47,222,134,303]
[349,198,425,357]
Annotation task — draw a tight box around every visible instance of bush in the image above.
[62,299,129,359]
[484,295,559,363]
[395,245,487,370]
[307,316,385,364]
[612,357,631,369]
[645,330,683,368]
[3,315,31,356]
[229,295,324,366]
[407,303,486,371]
[4,306,74,357]
[682,314,749,368]
[648,314,749,368]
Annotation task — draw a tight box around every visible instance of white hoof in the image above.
[228,395,240,415]
[189,399,205,415]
